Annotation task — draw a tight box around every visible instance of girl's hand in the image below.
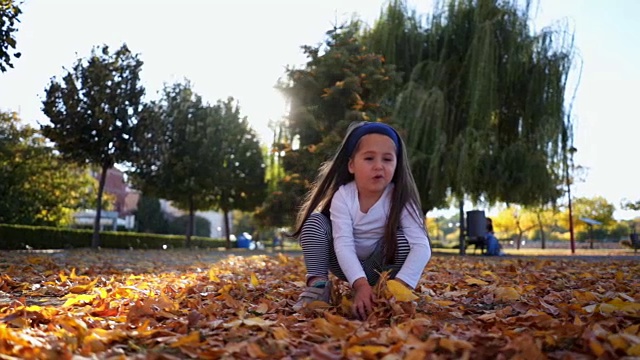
[352,278,375,320]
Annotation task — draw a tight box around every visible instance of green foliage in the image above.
[41,43,145,248]
[0,223,225,250]
[622,199,640,211]
[363,0,426,84]
[131,81,266,247]
[368,0,575,211]
[166,215,211,238]
[0,112,95,226]
[210,98,267,215]
[262,22,401,227]
[134,196,169,234]
[0,0,21,72]
[569,196,615,228]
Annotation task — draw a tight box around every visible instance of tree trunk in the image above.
[458,199,465,256]
[92,164,109,249]
[537,212,546,249]
[516,220,522,250]
[186,196,194,248]
[223,209,231,249]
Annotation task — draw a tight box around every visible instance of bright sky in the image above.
[1,0,639,219]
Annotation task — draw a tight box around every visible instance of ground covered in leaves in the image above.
[0,249,639,359]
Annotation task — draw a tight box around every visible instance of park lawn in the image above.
[0,249,638,359]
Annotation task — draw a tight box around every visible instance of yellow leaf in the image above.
[208,267,220,282]
[465,277,489,286]
[251,273,260,287]
[624,324,639,335]
[439,337,473,352]
[243,317,275,329]
[347,345,388,357]
[387,280,418,302]
[607,334,628,350]
[247,342,269,358]
[169,331,201,347]
[629,344,640,356]
[573,290,599,303]
[494,287,521,301]
[434,300,456,307]
[69,277,99,294]
[481,270,498,279]
[616,271,624,281]
[62,294,96,308]
[312,317,350,338]
[477,313,497,322]
[589,339,606,357]
[341,296,353,314]
[59,271,68,282]
[272,326,290,340]
[574,316,584,326]
[277,253,288,264]
[405,349,427,360]
[306,300,331,310]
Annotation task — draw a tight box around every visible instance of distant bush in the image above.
[0,223,226,250]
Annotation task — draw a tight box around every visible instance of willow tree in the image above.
[367,0,575,214]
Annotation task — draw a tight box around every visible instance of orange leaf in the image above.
[346,345,388,357]
[170,331,202,348]
[465,277,489,286]
[589,338,606,357]
[495,287,521,301]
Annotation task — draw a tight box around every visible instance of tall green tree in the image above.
[0,112,95,226]
[42,44,145,248]
[132,82,216,247]
[131,83,265,248]
[264,22,401,227]
[210,98,266,248]
[0,0,21,72]
[134,196,169,234]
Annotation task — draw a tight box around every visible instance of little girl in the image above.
[290,121,431,319]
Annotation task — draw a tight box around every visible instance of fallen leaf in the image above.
[387,280,418,302]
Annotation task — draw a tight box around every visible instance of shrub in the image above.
[0,223,225,250]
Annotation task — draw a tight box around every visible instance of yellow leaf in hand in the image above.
[387,280,418,302]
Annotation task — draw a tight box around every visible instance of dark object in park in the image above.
[466,210,487,254]
[630,233,639,254]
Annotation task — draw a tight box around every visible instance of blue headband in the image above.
[345,122,401,157]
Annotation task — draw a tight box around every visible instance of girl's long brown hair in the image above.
[290,121,425,264]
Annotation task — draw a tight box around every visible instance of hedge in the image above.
[0,223,227,250]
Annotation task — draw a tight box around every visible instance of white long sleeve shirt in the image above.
[330,181,431,288]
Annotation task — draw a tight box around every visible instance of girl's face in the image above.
[348,133,397,197]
